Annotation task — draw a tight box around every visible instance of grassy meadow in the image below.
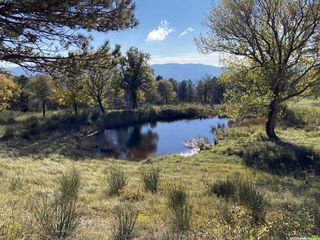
[0,102,319,239]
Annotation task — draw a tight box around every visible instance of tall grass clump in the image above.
[208,178,236,201]
[112,203,139,240]
[140,166,160,193]
[34,168,81,240]
[238,180,267,224]
[207,178,267,225]
[8,177,24,192]
[167,186,192,231]
[107,166,128,196]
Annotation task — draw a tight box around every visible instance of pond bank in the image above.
[98,104,220,129]
[0,104,220,140]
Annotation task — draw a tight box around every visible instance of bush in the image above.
[34,168,81,239]
[107,166,128,196]
[171,204,192,232]
[140,166,160,193]
[238,180,267,224]
[59,167,81,202]
[112,203,139,240]
[167,186,192,231]
[208,178,267,225]
[167,185,187,210]
[208,178,236,200]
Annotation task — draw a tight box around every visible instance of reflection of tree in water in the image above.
[126,128,159,160]
[150,121,157,128]
[112,125,159,160]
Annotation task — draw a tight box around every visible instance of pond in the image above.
[88,117,228,160]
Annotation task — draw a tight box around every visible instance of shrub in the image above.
[208,178,267,225]
[112,203,139,240]
[171,204,192,232]
[167,186,187,211]
[107,166,128,196]
[34,168,81,239]
[140,166,160,193]
[167,186,192,231]
[208,178,236,201]
[59,167,81,202]
[238,180,267,224]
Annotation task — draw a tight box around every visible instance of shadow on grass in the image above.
[236,139,320,178]
[0,131,98,160]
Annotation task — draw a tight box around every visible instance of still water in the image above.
[89,117,228,160]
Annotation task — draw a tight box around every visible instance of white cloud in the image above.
[179,27,194,38]
[149,53,229,67]
[146,20,174,41]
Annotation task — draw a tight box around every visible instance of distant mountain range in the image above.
[7,63,222,82]
[152,63,222,82]
[7,66,33,76]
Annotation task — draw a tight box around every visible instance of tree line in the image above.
[0,55,224,116]
[1,0,319,140]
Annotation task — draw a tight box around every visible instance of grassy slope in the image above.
[0,103,319,239]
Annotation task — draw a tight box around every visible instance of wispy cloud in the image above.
[150,53,226,67]
[146,20,174,41]
[179,27,194,38]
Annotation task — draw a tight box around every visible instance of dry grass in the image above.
[0,101,319,239]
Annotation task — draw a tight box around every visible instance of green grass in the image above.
[0,102,319,239]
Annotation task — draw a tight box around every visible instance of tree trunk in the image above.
[131,91,137,109]
[266,99,279,141]
[73,102,78,116]
[97,98,105,114]
[42,100,46,117]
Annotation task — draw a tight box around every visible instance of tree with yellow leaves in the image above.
[0,73,17,111]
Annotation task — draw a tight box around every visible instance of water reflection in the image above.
[88,117,228,160]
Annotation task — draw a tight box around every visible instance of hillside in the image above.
[152,63,222,82]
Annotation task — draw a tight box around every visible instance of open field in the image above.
[0,102,319,239]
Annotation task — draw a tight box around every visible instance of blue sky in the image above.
[1,0,222,69]
[90,0,221,66]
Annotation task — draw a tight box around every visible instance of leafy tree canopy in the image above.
[0,73,17,111]
[0,0,137,69]
[119,47,154,109]
[196,0,320,140]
